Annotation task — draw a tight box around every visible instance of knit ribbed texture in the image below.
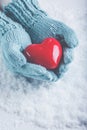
[0,11,16,41]
[5,0,47,29]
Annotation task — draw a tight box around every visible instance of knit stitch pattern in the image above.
[2,0,78,81]
[0,11,30,68]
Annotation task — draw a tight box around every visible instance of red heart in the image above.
[23,38,62,69]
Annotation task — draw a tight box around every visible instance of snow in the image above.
[0,0,87,130]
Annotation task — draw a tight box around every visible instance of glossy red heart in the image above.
[23,38,62,69]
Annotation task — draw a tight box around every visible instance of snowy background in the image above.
[0,0,87,130]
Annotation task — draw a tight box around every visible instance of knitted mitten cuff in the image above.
[4,0,47,29]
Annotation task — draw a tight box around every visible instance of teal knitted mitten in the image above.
[4,0,78,79]
[0,11,31,68]
[0,12,57,81]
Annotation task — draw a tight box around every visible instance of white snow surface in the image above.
[0,0,87,130]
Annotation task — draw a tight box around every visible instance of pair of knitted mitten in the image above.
[2,0,78,81]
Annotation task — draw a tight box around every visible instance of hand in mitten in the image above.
[4,0,78,79]
[0,11,57,81]
[0,11,31,68]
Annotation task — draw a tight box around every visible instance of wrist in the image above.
[0,11,20,39]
